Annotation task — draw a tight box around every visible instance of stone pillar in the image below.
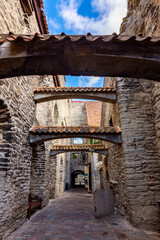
[116,77,160,231]
[49,155,57,199]
[30,143,50,207]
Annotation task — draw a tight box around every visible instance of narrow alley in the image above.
[1,1,160,239]
[7,189,160,240]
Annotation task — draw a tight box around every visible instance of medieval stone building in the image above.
[0,1,71,238]
[1,0,160,239]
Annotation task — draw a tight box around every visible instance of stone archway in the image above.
[71,170,85,188]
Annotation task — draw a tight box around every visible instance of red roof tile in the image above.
[34,87,116,93]
[51,144,107,151]
[30,126,121,134]
[0,33,158,44]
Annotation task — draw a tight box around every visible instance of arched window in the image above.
[54,103,59,120]
[109,116,113,126]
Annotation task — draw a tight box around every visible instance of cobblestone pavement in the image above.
[7,189,160,240]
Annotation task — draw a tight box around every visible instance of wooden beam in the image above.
[0,34,160,80]
[29,126,121,144]
[50,144,108,156]
[34,87,116,103]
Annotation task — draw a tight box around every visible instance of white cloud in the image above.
[78,76,101,87]
[57,0,127,34]
[48,18,61,31]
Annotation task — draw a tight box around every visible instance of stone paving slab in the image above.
[6,189,160,240]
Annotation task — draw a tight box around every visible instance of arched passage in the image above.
[71,170,85,188]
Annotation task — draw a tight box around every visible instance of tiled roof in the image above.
[0,33,158,44]
[39,0,44,8]
[86,101,102,127]
[34,87,116,93]
[51,144,107,151]
[30,126,121,134]
[37,0,49,34]
[41,11,49,34]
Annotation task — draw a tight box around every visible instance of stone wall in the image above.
[0,1,71,238]
[35,76,72,199]
[89,152,101,192]
[70,101,87,126]
[120,0,160,231]
[71,152,86,173]
[68,101,88,187]
[0,2,42,238]
[101,77,125,216]
[101,0,160,231]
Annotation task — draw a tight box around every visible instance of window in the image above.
[109,116,113,126]
[54,103,59,119]
[74,138,83,144]
[20,0,33,16]
[72,153,78,159]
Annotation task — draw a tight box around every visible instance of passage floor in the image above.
[7,189,160,240]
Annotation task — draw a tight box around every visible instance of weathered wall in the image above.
[101,0,160,231]
[89,152,101,191]
[68,101,88,187]
[101,77,125,215]
[120,0,160,231]
[70,152,86,173]
[35,76,72,199]
[0,1,71,238]
[0,1,42,238]
[70,101,87,126]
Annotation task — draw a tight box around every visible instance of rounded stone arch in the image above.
[71,170,85,188]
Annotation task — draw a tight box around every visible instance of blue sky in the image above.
[43,0,127,87]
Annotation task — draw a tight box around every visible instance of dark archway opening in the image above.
[71,170,85,188]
